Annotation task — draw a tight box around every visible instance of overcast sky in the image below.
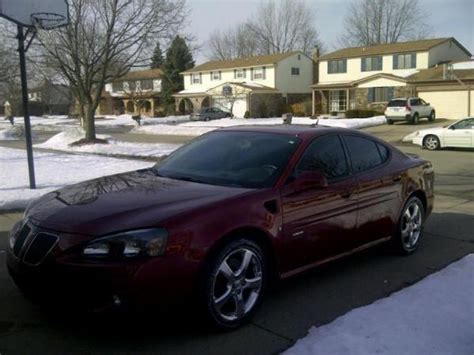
[187,0,474,63]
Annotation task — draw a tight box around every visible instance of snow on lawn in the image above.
[0,146,152,210]
[284,255,474,355]
[0,126,37,141]
[132,116,387,136]
[34,128,180,158]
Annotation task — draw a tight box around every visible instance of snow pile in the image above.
[0,147,152,210]
[0,126,36,141]
[452,61,474,70]
[35,128,180,158]
[284,254,474,355]
[132,116,387,136]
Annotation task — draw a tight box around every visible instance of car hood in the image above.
[26,168,252,236]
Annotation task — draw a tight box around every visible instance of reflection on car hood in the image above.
[417,127,446,135]
[26,168,251,236]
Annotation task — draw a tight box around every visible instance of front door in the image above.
[444,118,474,147]
[280,134,358,273]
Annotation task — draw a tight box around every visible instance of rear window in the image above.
[387,99,406,107]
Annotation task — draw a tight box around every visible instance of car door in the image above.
[443,118,474,147]
[341,134,402,246]
[419,98,431,117]
[410,98,422,117]
[280,134,359,271]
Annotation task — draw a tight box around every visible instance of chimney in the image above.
[312,45,320,84]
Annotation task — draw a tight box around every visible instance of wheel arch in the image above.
[198,226,279,283]
[406,190,428,217]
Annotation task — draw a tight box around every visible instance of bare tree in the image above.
[339,0,431,47]
[37,0,186,142]
[208,25,258,60]
[219,85,248,117]
[207,0,321,60]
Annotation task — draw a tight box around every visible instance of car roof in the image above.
[217,124,353,139]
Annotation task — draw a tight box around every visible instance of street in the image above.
[0,122,473,354]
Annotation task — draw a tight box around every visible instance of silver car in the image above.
[385,97,435,125]
[190,107,232,121]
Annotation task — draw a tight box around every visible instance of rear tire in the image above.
[200,239,267,330]
[411,113,419,125]
[391,196,425,255]
[428,111,436,122]
[423,135,440,150]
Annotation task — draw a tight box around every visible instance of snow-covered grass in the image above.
[284,254,474,355]
[132,116,387,136]
[0,146,152,210]
[34,128,180,158]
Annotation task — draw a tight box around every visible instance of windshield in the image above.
[387,99,407,107]
[154,131,300,188]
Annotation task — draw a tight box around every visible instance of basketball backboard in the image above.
[0,0,69,29]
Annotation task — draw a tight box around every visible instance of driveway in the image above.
[0,121,473,354]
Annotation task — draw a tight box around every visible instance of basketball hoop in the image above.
[31,12,67,30]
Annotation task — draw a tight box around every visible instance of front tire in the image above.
[201,239,267,330]
[387,119,394,125]
[391,196,425,255]
[424,135,440,150]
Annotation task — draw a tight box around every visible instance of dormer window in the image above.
[328,59,347,74]
[112,81,123,92]
[361,56,383,71]
[393,53,417,69]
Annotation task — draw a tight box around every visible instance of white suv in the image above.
[384,97,435,125]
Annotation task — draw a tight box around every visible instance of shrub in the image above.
[154,111,166,117]
[345,109,384,118]
[293,111,306,117]
[330,111,338,116]
[244,110,250,119]
[256,101,268,118]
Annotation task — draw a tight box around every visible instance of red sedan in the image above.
[7,125,434,329]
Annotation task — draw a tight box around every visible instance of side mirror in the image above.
[449,125,456,130]
[426,102,430,105]
[291,171,328,192]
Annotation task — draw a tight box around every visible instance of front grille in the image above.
[13,224,31,256]
[23,233,59,266]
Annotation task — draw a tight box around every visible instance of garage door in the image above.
[418,90,472,120]
[213,97,248,118]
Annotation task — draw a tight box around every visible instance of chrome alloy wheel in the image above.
[401,201,423,250]
[212,248,263,322]
[424,136,439,150]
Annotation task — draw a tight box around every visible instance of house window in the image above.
[329,90,348,111]
[112,81,123,92]
[128,81,136,91]
[361,56,383,71]
[235,69,246,79]
[367,87,394,103]
[211,71,221,80]
[298,54,301,60]
[291,67,300,75]
[328,59,347,74]
[192,73,201,84]
[140,79,153,90]
[393,53,416,69]
[253,67,265,80]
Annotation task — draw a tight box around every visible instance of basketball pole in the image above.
[17,24,36,189]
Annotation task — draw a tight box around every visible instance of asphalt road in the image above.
[0,121,473,354]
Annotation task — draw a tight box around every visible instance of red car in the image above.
[7,125,434,329]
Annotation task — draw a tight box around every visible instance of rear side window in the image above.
[296,135,349,180]
[377,143,390,162]
[387,99,406,107]
[343,135,384,173]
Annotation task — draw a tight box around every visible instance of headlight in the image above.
[9,221,23,250]
[82,228,168,259]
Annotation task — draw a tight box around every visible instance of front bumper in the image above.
[6,222,196,311]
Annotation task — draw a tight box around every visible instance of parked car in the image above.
[7,126,434,329]
[190,107,232,121]
[385,97,436,125]
[408,117,474,150]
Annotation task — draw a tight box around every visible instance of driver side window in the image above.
[453,119,474,129]
[295,135,349,180]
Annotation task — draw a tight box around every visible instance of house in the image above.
[28,81,72,115]
[99,69,162,116]
[311,38,472,119]
[175,51,315,117]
